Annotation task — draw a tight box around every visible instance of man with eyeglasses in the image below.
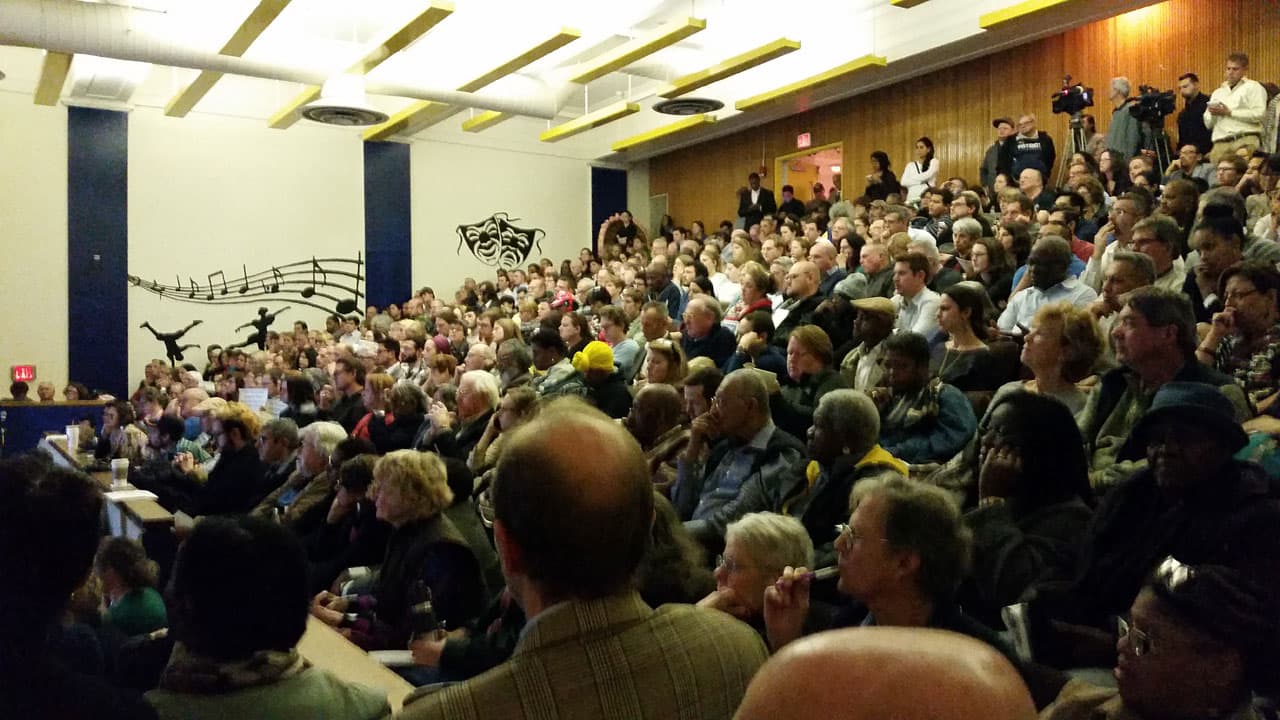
[1042,557,1276,720]
[326,357,366,433]
[763,475,1021,674]
[1081,189,1153,292]
[251,420,346,534]
[673,370,804,553]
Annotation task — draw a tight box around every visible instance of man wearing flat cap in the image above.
[839,297,897,392]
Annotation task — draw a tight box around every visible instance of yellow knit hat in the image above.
[572,340,615,373]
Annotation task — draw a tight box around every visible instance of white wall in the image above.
[0,92,68,392]
[409,139,591,294]
[626,159,650,221]
[128,108,365,387]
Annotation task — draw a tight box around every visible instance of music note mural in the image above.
[127,254,365,316]
[456,212,545,269]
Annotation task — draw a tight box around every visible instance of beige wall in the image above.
[409,139,591,293]
[0,92,68,392]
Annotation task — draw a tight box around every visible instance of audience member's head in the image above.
[494,398,654,606]
[736,627,1036,720]
[168,515,308,660]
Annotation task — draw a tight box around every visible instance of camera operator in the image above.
[1105,77,1145,167]
[1204,52,1267,163]
[1176,72,1213,154]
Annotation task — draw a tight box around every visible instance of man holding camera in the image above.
[1204,52,1267,163]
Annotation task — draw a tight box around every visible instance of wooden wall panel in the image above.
[650,0,1280,228]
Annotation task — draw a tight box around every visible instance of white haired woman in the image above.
[696,512,813,637]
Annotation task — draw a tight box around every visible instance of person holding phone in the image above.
[1204,51,1267,163]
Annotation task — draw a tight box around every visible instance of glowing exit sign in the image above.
[11,365,35,383]
[796,132,811,149]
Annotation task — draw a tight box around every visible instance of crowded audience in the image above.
[7,47,1280,720]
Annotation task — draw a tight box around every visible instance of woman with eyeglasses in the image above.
[696,512,813,637]
[1042,558,1276,720]
[1195,262,1280,411]
[966,236,1016,310]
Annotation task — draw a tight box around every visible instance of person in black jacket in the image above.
[310,451,483,651]
[417,371,497,462]
[573,341,632,419]
[152,402,267,517]
[681,296,737,369]
[0,455,157,720]
[325,357,367,433]
[772,261,825,350]
[369,381,427,454]
[304,454,391,594]
[737,172,777,230]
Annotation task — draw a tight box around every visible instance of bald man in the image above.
[625,383,691,492]
[809,241,848,297]
[772,260,824,349]
[735,628,1037,720]
[400,398,766,720]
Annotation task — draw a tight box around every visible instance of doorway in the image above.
[774,142,843,204]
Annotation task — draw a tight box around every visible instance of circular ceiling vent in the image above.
[653,97,724,115]
[301,104,388,126]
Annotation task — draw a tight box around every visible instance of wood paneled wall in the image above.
[649,0,1280,226]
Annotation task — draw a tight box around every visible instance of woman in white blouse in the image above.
[900,136,939,206]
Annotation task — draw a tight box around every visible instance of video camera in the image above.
[1051,75,1094,115]
[1129,85,1177,124]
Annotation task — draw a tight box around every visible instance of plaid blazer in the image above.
[397,591,767,720]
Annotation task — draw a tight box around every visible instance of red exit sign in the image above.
[11,365,35,383]
[796,132,811,149]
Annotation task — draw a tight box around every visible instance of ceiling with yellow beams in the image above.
[0,0,1159,162]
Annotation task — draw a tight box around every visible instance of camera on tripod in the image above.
[1051,75,1094,115]
[1129,85,1177,124]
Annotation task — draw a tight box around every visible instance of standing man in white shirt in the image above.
[891,253,941,337]
[999,237,1098,334]
[1204,52,1268,163]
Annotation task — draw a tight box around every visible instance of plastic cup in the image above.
[109,458,130,488]
[65,425,80,453]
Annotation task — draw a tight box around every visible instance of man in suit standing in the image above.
[738,172,777,230]
[398,398,768,720]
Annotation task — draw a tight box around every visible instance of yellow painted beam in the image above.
[612,114,716,152]
[540,101,639,143]
[735,53,887,111]
[569,17,705,84]
[456,28,580,92]
[979,0,1073,28]
[268,1,455,128]
[362,100,437,142]
[890,0,931,6]
[659,37,799,99]
[34,51,73,106]
[164,0,292,117]
[361,27,580,140]
[462,110,513,133]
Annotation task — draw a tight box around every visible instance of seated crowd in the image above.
[8,49,1280,720]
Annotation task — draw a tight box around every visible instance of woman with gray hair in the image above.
[697,512,813,636]
[368,380,427,453]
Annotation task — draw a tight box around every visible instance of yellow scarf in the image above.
[789,445,908,514]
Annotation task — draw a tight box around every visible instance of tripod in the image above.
[1054,112,1087,189]
[1143,121,1173,175]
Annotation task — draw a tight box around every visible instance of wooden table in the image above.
[297,616,415,712]
[44,436,174,539]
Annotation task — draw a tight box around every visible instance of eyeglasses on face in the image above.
[1116,616,1153,657]
[715,555,752,574]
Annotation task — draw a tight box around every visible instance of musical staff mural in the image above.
[127,254,365,316]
